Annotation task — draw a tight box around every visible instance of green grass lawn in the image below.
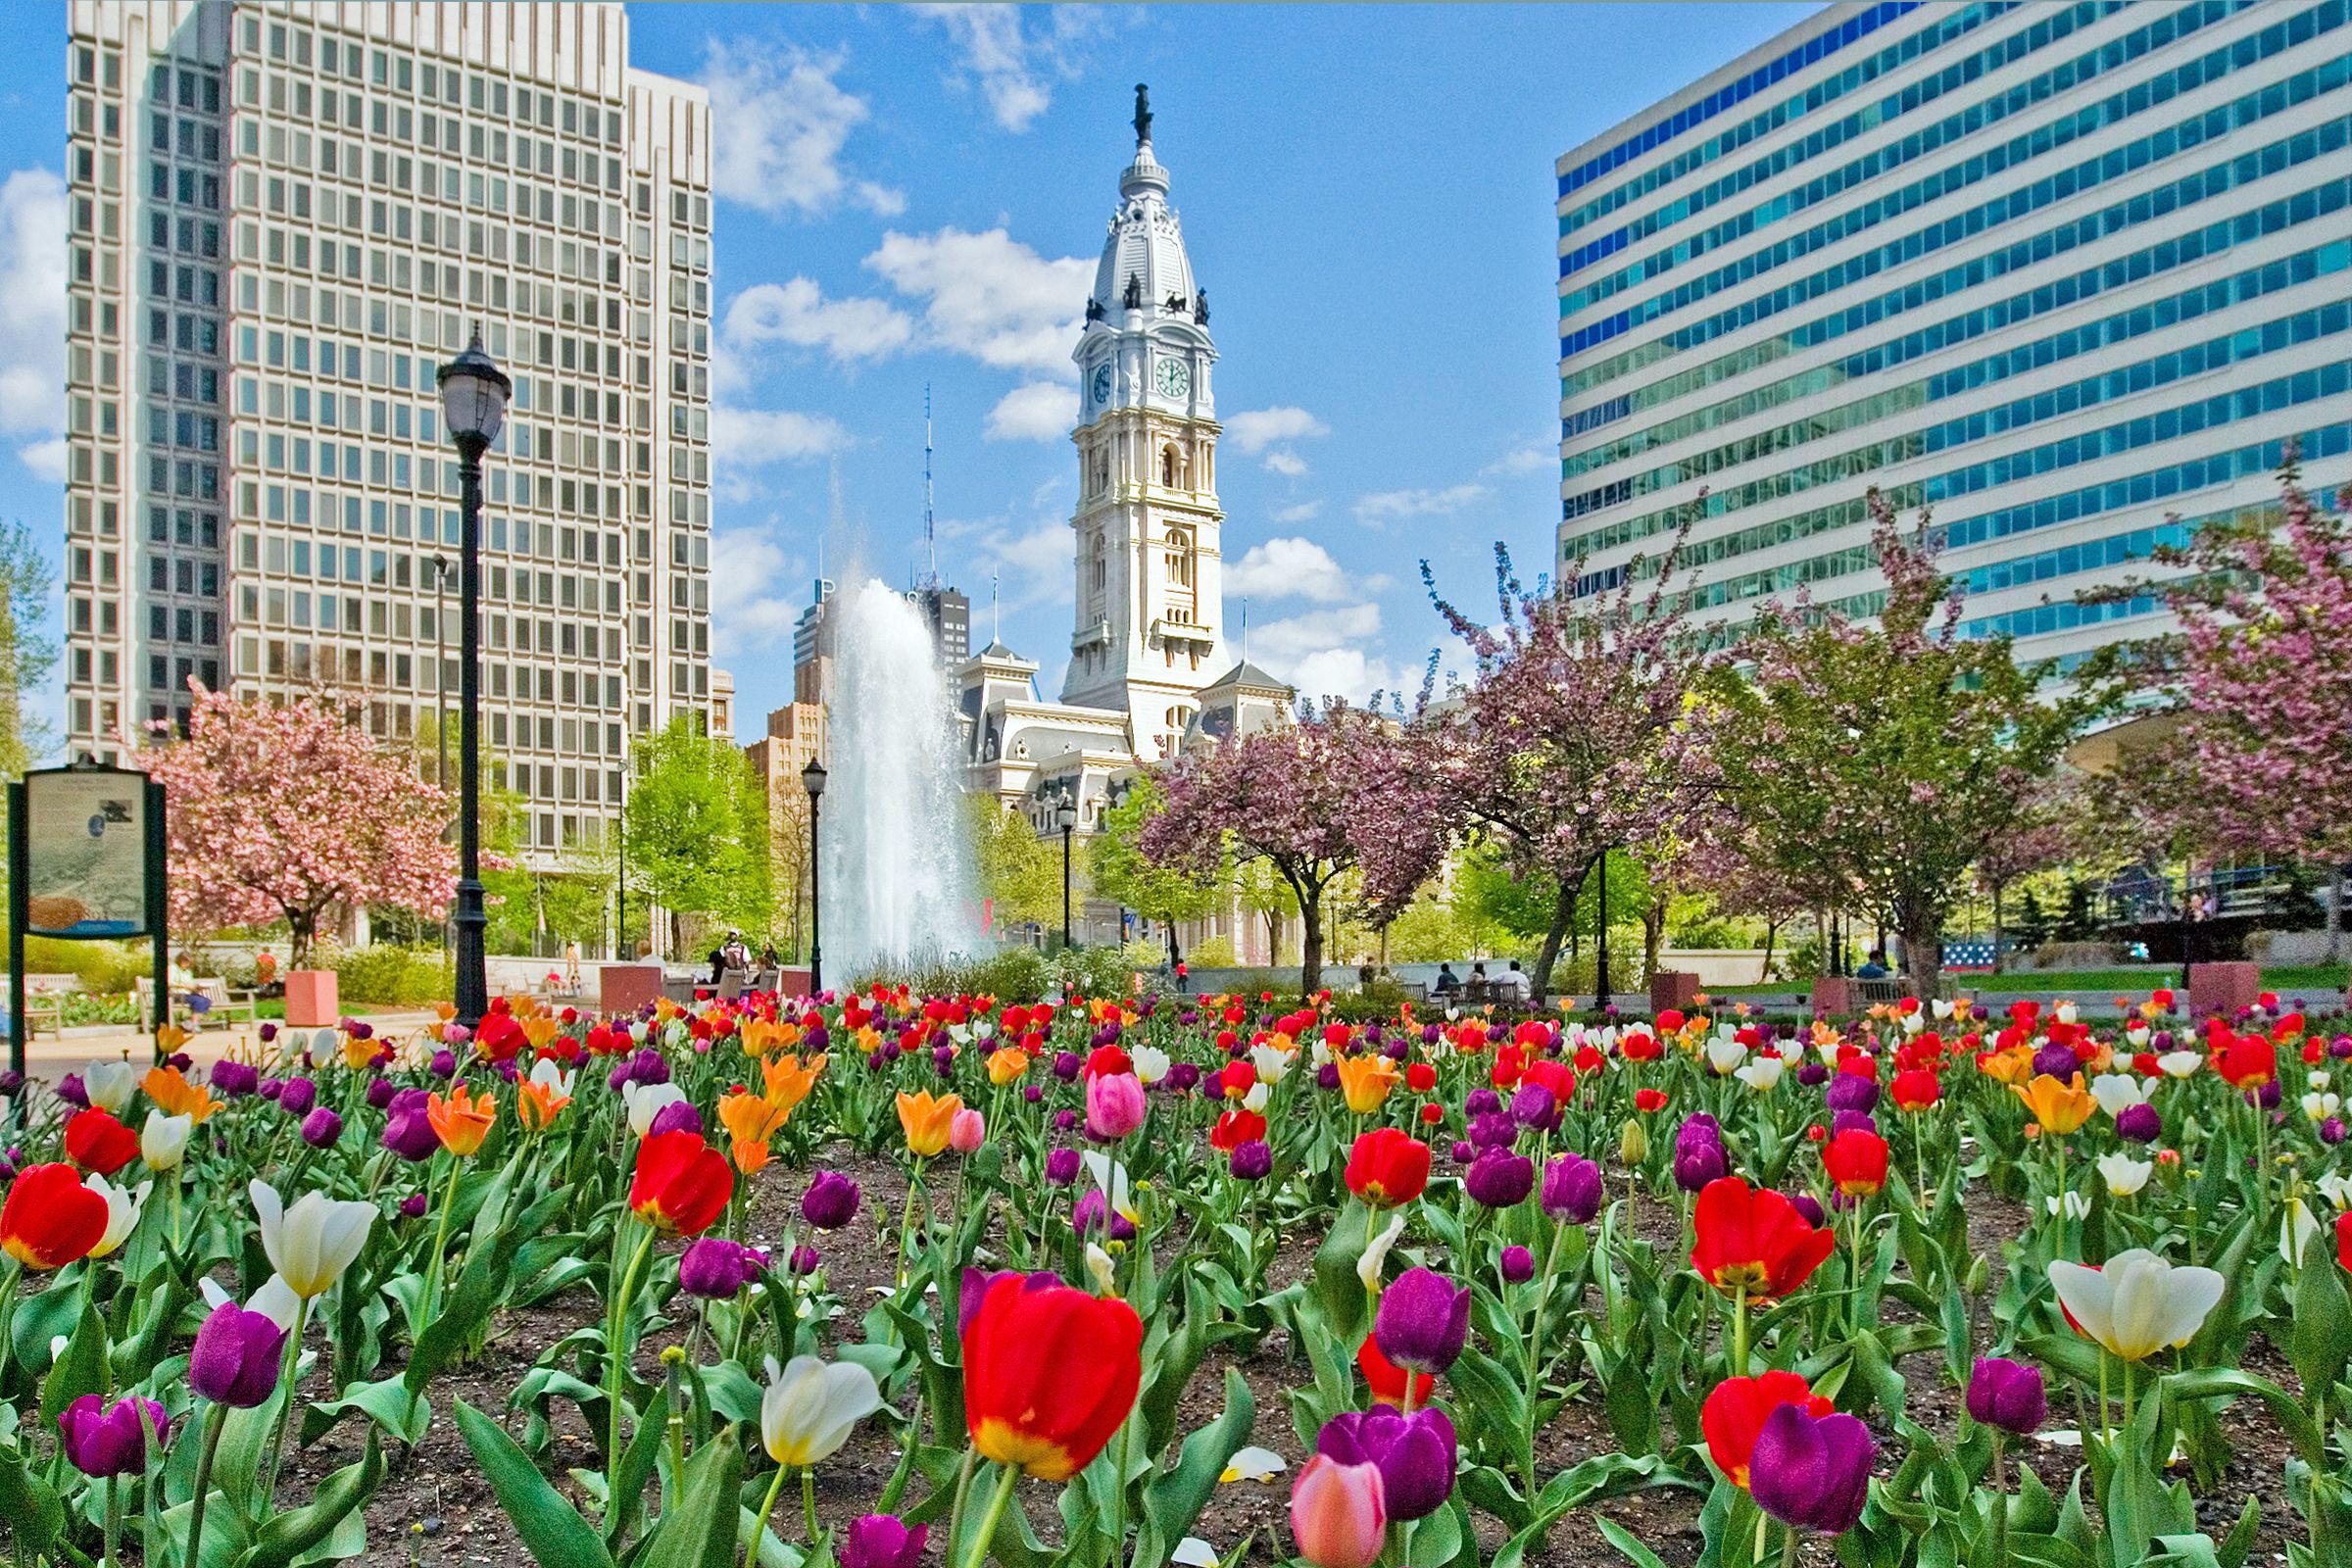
[1696,962,2348,999]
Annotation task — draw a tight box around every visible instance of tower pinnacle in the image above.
[1132,82,1152,147]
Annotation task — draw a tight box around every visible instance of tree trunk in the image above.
[1264,908,1280,966]
[1530,874,1580,1006]
[1759,917,1780,985]
[287,907,317,969]
[1643,896,1667,982]
[1990,882,2006,976]
[1299,895,1325,998]
[2329,864,2345,965]
[1895,899,1941,1002]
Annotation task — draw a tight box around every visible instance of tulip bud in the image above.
[1965,1356,2046,1437]
[189,1301,285,1407]
[1619,1118,1647,1164]
[1372,1266,1469,1375]
[801,1171,860,1230]
[1290,1454,1387,1568]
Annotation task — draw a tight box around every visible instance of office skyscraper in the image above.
[1556,1,2352,667]
[64,0,717,861]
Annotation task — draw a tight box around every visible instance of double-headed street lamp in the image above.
[1055,793,1078,950]
[802,758,827,995]
[436,333,511,1029]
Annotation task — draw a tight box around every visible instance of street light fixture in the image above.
[1055,794,1078,951]
[801,758,827,995]
[436,332,511,1028]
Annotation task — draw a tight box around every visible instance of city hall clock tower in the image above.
[1063,85,1224,761]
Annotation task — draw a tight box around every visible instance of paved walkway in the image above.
[14,1008,443,1084]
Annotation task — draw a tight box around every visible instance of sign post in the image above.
[9,762,170,1083]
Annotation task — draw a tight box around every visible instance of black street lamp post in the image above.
[802,758,827,994]
[1056,795,1077,950]
[436,333,511,1029]
[433,555,453,960]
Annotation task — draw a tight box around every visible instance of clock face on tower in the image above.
[1091,364,1112,407]
[1154,356,1191,400]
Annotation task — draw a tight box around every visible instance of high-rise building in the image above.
[908,584,969,668]
[64,0,717,865]
[1555,1,2352,669]
[792,577,834,704]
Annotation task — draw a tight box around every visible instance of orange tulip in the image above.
[719,1090,787,1174]
[1335,1054,1399,1114]
[516,1076,571,1133]
[986,1047,1032,1086]
[2011,1073,2094,1137]
[426,1083,497,1156]
[760,1054,824,1120]
[1975,1045,2034,1086]
[141,1065,219,1125]
[897,1091,963,1158]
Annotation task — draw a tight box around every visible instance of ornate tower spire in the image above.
[1132,82,1152,147]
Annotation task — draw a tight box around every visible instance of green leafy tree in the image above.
[964,793,1065,935]
[619,716,771,957]
[1088,777,1222,961]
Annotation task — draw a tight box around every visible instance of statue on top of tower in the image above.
[1133,82,1152,146]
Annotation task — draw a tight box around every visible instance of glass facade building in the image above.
[1556,0,2352,664]
[64,1,717,861]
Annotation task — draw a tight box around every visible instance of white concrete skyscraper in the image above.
[63,1,716,862]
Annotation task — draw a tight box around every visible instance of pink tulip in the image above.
[949,1107,986,1154]
[1085,1073,1149,1141]
[1291,1454,1386,1568]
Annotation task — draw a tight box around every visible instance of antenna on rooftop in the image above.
[919,383,939,590]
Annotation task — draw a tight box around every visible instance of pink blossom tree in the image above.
[1140,704,1445,995]
[1711,492,2102,999]
[2140,456,2352,956]
[144,684,457,965]
[1421,535,1726,1003]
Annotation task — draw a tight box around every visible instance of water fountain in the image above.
[819,574,977,979]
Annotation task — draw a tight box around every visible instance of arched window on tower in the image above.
[1164,527,1193,586]
[1091,534,1107,594]
[1161,445,1184,488]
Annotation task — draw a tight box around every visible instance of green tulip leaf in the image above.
[452,1396,616,1568]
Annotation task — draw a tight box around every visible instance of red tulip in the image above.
[2337,1211,2352,1273]
[1889,1069,1939,1111]
[1210,1108,1267,1152]
[1822,1130,1888,1198]
[1690,1177,1836,1301]
[1405,1063,1437,1094]
[2215,1034,2277,1088]
[1634,1088,1668,1113]
[962,1273,1142,1480]
[64,1107,140,1177]
[1354,1333,1435,1409]
[1703,1370,1832,1488]
[627,1130,732,1237]
[1345,1128,1430,1209]
[1,1162,110,1270]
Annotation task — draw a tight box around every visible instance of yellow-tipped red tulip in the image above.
[897,1091,962,1158]
[426,1083,497,1156]
[1335,1054,1399,1114]
[140,1065,218,1125]
[2012,1073,2094,1136]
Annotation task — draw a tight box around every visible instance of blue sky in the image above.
[0,2,1818,737]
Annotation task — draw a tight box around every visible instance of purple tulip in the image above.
[1965,1357,2046,1437]
[678,1238,753,1298]
[365,1076,398,1111]
[1166,1062,1200,1093]
[2115,1102,2161,1144]
[1749,1403,1875,1535]
[1054,1052,1082,1082]
[1673,1140,1728,1194]
[1374,1266,1470,1375]
[646,1100,703,1139]
[1467,1111,1518,1151]
[1053,1109,1079,1134]
[56,1072,89,1108]
[1448,1140,1475,1164]
[789,1245,820,1276]
[1499,1245,1536,1284]
[209,1059,258,1098]
[1510,1083,1560,1133]
[2030,1043,2079,1081]
[2331,1035,2352,1060]
[1070,1191,1136,1242]
[802,1171,860,1230]
[1317,1405,1458,1521]
[58,1394,169,1477]
[1829,1109,1879,1140]
[399,1192,428,1219]
[1042,1147,1083,1187]
[1224,1139,1270,1180]
[1541,1152,1602,1223]
[2258,1080,2283,1109]
[258,1022,279,1043]
[189,1301,286,1407]
[2325,1117,2348,1147]
[300,1107,344,1149]
[842,1515,929,1568]
[1464,1088,1502,1118]
[276,1076,318,1118]
[380,1090,440,1162]
[1796,1061,1829,1088]
[1824,1076,1878,1116]
[1466,1148,1536,1208]
[1787,1191,1827,1227]
[1316,1061,1342,1092]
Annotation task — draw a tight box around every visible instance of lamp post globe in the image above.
[435,332,511,1028]
[801,759,827,995]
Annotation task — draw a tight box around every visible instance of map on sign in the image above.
[24,771,148,937]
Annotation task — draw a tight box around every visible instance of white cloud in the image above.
[709,525,807,661]
[0,169,65,472]
[702,41,903,218]
[724,278,912,364]
[710,407,856,467]
[1228,537,1387,605]
[864,227,1092,378]
[913,5,1100,132]
[1271,501,1325,524]
[1224,406,1328,455]
[1262,449,1309,478]
[1483,438,1555,477]
[986,381,1072,442]
[1249,605,1414,707]
[1354,483,1489,527]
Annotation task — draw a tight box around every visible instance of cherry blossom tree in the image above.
[1711,492,2102,999]
[144,684,456,965]
[1140,704,1444,995]
[1420,533,1726,1003]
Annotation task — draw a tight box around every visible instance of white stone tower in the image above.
[1062,84,1224,761]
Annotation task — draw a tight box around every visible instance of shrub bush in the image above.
[20,937,149,993]
[322,945,453,1005]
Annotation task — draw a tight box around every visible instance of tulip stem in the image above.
[258,1295,313,1516]
[897,1158,928,1291]
[1988,1433,2008,1568]
[604,1225,659,1511]
[1732,1285,1748,1380]
[961,1462,1019,1568]
[420,1152,462,1331]
[103,1472,120,1568]
[1777,1522,1800,1568]
[183,1401,228,1568]
[748,1462,791,1561]
[803,1468,818,1542]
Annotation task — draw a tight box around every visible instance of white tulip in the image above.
[759,1354,881,1467]
[622,1081,688,1137]
[201,1272,302,1332]
[2283,1195,2323,1267]
[250,1179,376,1299]
[1173,1542,1220,1568]
[2089,1075,2150,1119]
[1082,1151,1140,1225]
[1733,1055,1785,1093]
[1931,1000,1954,1020]
[2055,1002,2078,1025]
[1248,1043,1291,1084]
[2303,1092,2342,1124]
[2320,1171,2352,1210]
[1219,1446,1287,1483]
[140,1109,192,1171]
[82,1060,136,1113]
[1241,1081,1270,1113]
[527,1057,575,1098]
[2043,1191,2090,1220]
[1131,1045,1171,1085]
[2048,1249,2225,1361]
[1900,1009,1925,1037]
[2157,1051,2204,1079]
[2316,1070,2337,1092]
[1704,1037,1746,1075]
[83,1173,150,1257]
[2095,1152,2152,1198]
[1085,1243,1118,1296]
[1356,1211,1407,1294]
